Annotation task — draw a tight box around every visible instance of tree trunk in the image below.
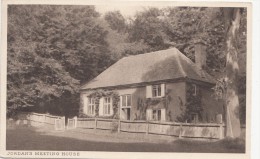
[223,8,242,138]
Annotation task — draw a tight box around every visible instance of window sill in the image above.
[103,114,113,116]
[147,96,164,99]
[121,106,131,109]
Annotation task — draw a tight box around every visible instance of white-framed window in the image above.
[152,84,161,97]
[88,98,95,115]
[121,94,132,108]
[146,108,166,121]
[103,97,112,115]
[152,109,161,121]
[146,84,165,98]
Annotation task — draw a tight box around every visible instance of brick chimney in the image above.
[194,40,207,69]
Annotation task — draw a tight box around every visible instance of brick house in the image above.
[80,47,224,123]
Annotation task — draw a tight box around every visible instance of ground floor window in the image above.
[152,109,161,121]
[121,94,131,108]
[104,97,112,115]
[147,108,166,121]
[88,98,95,115]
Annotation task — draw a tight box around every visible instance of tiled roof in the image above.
[81,48,215,90]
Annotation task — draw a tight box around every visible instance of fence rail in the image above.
[69,118,238,139]
[13,112,246,140]
[26,113,65,130]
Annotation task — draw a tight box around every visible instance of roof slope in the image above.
[81,48,215,90]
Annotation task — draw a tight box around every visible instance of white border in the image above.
[0,1,259,159]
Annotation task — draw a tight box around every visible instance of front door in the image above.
[120,108,131,120]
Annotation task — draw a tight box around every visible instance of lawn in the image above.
[6,126,245,153]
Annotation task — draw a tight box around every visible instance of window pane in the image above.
[122,96,126,106]
[108,105,110,114]
[152,88,157,97]
[158,85,161,96]
[152,110,157,120]
[158,110,161,121]
[88,106,90,114]
[127,95,131,106]
[91,105,94,114]
[104,105,107,114]
[152,85,162,97]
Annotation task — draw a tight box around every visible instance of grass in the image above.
[6,126,245,153]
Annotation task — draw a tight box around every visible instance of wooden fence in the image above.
[27,113,65,130]
[69,117,232,139]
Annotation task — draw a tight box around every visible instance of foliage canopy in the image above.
[7,6,246,122]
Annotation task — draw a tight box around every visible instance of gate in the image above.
[67,116,77,129]
[54,117,66,131]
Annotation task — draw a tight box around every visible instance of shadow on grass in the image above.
[6,126,245,153]
[169,138,245,153]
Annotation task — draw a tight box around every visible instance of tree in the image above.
[104,11,127,32]
[7,6,79,116]
[7,5,114,116]
[128,8,169,51]
[222,8,243,138]
[162,7,227,74]
[127,7,228,74]
[101,12,150,59]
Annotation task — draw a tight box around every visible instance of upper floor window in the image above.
[146,84,165,98]
[121,95,131,108]
[88,98,95,115]
[103,97,112,115]
[152,85,161,97]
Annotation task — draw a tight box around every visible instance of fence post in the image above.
[146,121,149,135]
[219,124,224,139]
[118,120,121,133]
[74,116,77,128]
[66,118,68,130]
[44,114,46,124]
[62,116,66,130]
[179,124,183,138]
[95,118,97,130]
[54,119,56,130]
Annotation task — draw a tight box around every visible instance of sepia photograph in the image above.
[0,0,254,158]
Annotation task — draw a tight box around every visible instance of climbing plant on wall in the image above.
[135,89,172,120]
[80,90,120,118]
[177,83,203,123]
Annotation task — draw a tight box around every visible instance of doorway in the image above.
[121,108,131,120]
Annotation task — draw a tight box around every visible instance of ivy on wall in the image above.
[136,89,172,120]
[136,98,147,120]
[176,83,202,123]
[79,90,120,119]
[79,94,85,117]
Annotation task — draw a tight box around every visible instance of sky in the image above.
[95,5,166,17]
